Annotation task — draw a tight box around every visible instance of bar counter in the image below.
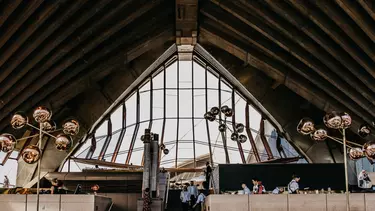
[205,193,375,211]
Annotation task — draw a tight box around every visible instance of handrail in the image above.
[164,172,170,210]
[107,202,114,211]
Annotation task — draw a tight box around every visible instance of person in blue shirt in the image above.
[241,183,251,195]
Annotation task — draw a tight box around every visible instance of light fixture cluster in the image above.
[204,106,247,143]
[297,111,375,161]
[141,130,169,155]
[0,106,79,164]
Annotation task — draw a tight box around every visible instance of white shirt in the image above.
[288,180,299,193]
[180,191,191,203]
[188,185,198,197]
[243,186,251,195]
[195,193,206,205]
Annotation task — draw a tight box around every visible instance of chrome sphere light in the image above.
[231,133,238,141]
[55,134,72,151]
[238,134,247,143]
[11,112,28,129]
[349,148,364,160]
[210,107,220,116]
[218,124,226,132]
[340,112,352,129]
[310,126,328,141]
[297,118,315,135]
[21,145,41,164]
[363,142,375,160]
[33,106,52,123]
[163,148,169,155]
[224,108,233,117]
[323,111,343,129]
[42,120,56,132]
[235,123,245,133]
[358,124,371,138]
[0,133,16,153]
[62,119,80,136]
[204,112,215,122]
[220,105,230,114]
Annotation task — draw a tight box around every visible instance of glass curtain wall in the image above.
[62,53,305,172]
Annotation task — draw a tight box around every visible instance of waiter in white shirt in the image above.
[193,191,206,211]
[288,175,300,194]
[188,181,198,209]
[180,186,191,211]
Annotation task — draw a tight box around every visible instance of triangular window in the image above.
[60,44,306,172]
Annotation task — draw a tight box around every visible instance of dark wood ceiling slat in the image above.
[0,0,44,50]
[0,0,22,28]
[0,0,113,99]
[0,0,113,106]
[285,0,375,80]
[313,0,375,62]
[202,3,375,118]
[0,0,68,84]
[246,0,375,95]
[0,0,162,124]
[335,0,375,42]
[199,27,369,128]
[199,21,374,127]
[49,29,174,110]
[357,0,375,22]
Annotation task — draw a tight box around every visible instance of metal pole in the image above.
[36,123,42,211]
[343,128,350,211]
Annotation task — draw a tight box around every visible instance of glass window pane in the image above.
[193,61,205,88]
[151,120,163,141]
[126,93,137,127]
[194,119,210,159]
[249,105,261,133]
[140,80,150,92]
[194,89,205,118]
[0,159,17,187]
[161,119,177,168]
[166,61,177,88]
[111,105,123,133]
[207,90,218,112]
[130,123,148,165]
[177,120,194,165]
[207,69,218,89]
[103,130,122,161]
[153,90,164,120]
[115,126,135,163]
[140,90,151,122]
[95,120,108,137]
[179,61,192,88]
[91,137,106,159]
[152,69,164,90]
[166,90,177,118]
[75,138,92,158]
[179,90,192,118]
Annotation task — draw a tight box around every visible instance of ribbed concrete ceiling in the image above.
[0,0,374,164]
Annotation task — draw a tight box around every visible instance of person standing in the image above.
[288,175,300,194]
[3,176,9,188]
[204,162,212,190]
[143,188,152,211]
[188,181,198,209]
[180,186,191,211]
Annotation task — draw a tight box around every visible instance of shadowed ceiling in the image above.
[1,0,375,165]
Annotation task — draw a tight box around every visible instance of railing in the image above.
[164,172,170,210]
[107,202,114,211]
